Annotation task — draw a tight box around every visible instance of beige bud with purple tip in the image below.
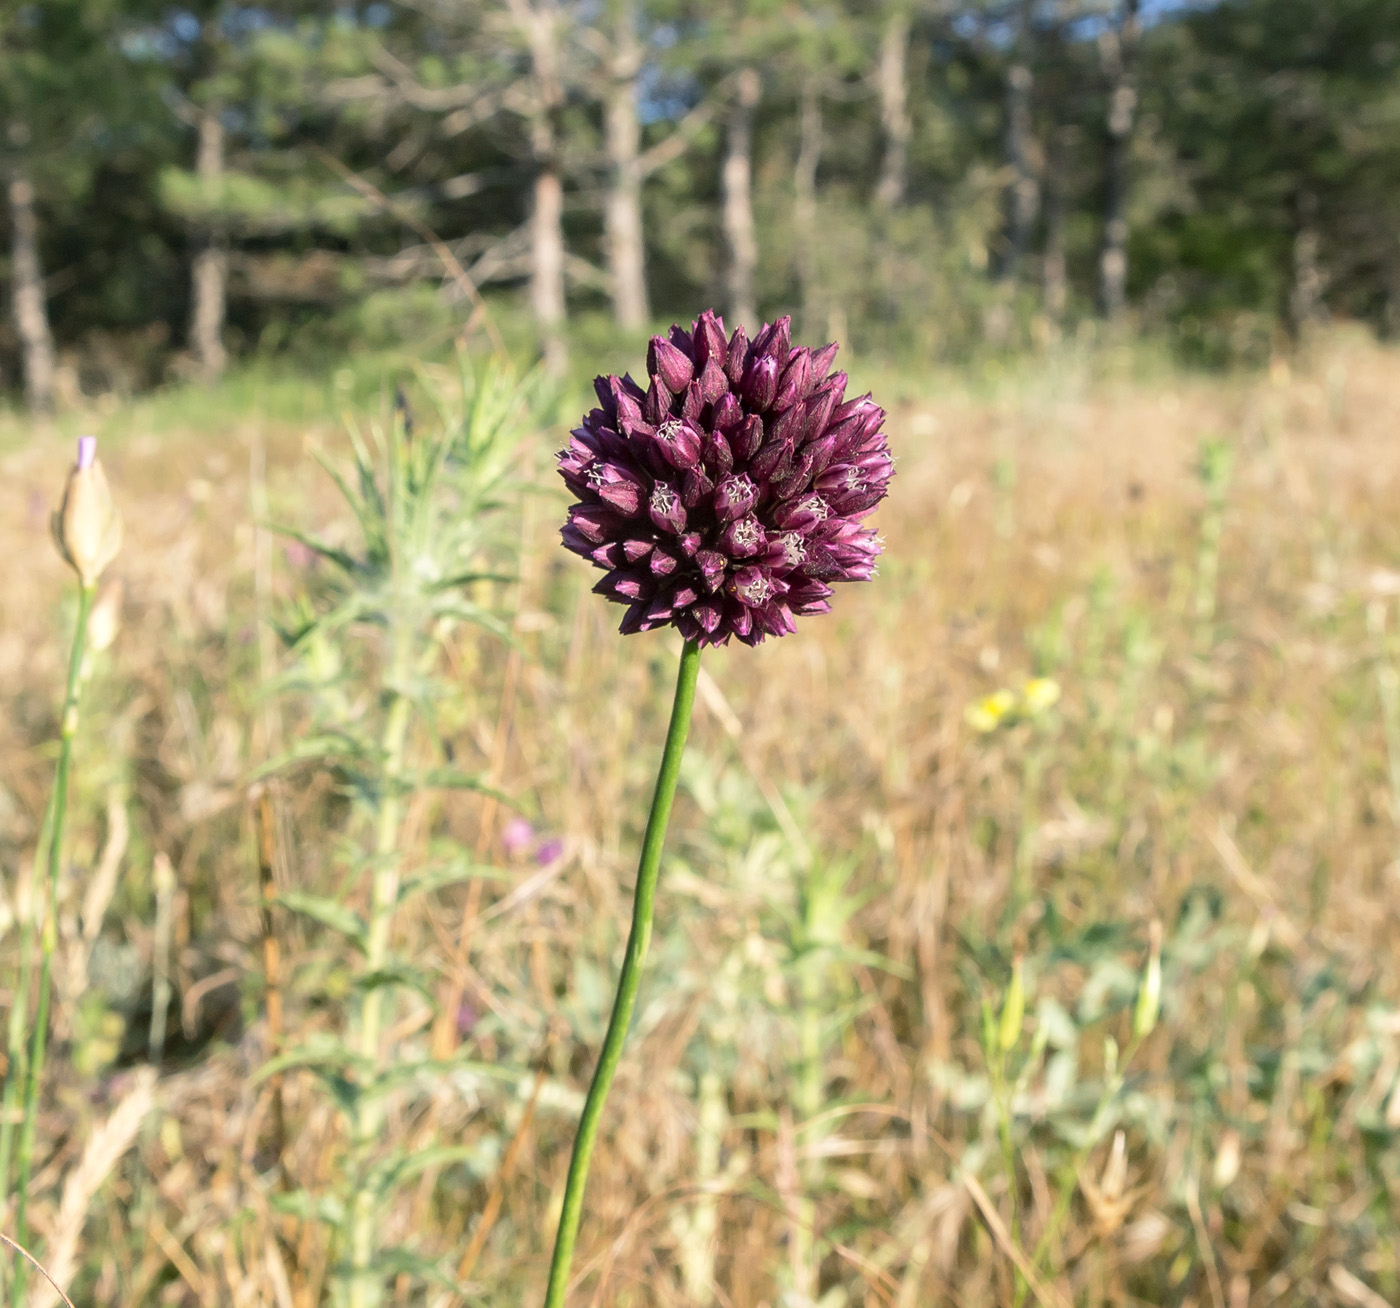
[52,435,123,588]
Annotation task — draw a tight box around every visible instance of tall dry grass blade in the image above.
[0,1233,75,1308]
[254,789,287,1172]
[26,1066,155,1308]
[961,1170,1071,1308]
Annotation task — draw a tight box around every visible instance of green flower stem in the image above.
[542,638,702,1308]
[0,796,53,1217]
[11,582,95,1298]
[347,626,413,1308]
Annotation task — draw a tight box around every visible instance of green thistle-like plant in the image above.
[260,358,539,1308]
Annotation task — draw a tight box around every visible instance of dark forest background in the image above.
[3,0,1398,406]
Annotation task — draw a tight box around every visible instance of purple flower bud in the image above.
[77,435,97,471]
[752,316,792,367]
[591,465,645,516]
[721,515,766,558]
[649,336,694,394]
[654,416,703,470]
[596,567,655,601]
[693,310,728,371]
[770,449,816,502]
[729,565,774,608]
[569,504,625,544]
[703,429,734,478]
[725,325,750,387]
[741,354,779,411]
[731,414,764,460]
[681,380,704,423]
[648,482,688,535]
[696,549,728,591]
[643,377,669,424]
[773,349,812,412]
[810,342,839,381]
[682,465,714,508]
[749,426,795,484]
[698,357,729,405]
[711,392,743,432]
[693,602,723,633]
[714,473,758,523]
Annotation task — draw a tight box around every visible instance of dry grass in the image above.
[1,328,1399,1307]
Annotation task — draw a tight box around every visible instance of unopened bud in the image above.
[998,956,1026,1053]
[1133,920,1163,1039]
[52,436,122,587]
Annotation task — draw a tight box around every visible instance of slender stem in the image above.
[12,583,94,1298]
[0,796,52,1219]
[346,625,413,1308]
[542,639,702,1308]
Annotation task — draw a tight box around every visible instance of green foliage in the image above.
[10,0,1400,392]
[264,353,541,1306]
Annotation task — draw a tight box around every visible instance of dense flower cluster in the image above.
[559,311,892,646]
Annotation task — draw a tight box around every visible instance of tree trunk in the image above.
[190,107,228,379]
[8,169,56,412]
[722,67,761,331]
[531,164,566,369]
[1042,127,1070,324]
[874,7,911,210]
[1098,0,1140,321]
[998,1,1038,284]
[793,73,822,337]
[603,2,648,331]
[515,0,567,371]
[1289,189,1323,340]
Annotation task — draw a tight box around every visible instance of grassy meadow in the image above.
[2,327,1399,1308]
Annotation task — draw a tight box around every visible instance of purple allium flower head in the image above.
[558,312,891,646]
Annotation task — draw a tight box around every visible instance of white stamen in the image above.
[736,573,773,604]
[780,532,807,566]
[732,519,761,548]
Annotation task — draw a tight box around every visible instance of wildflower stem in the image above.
[0,797,52,1225]
[11,581,95,1298]
[347,624,413,1308]
[542,638,702,1308]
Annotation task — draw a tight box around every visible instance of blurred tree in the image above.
[997,0,1039,285]
[6,0,1400,396]
[1139,0,1400,351]
[0,0,138,409]
[1098,0,1140,321]
[873,1,914,211]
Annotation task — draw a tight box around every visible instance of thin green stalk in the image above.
[542,639,702,1308]
[0,797,53,1216]
[347,625,414,1308]
[11,583,95,1298]
[791,963,824,1299]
